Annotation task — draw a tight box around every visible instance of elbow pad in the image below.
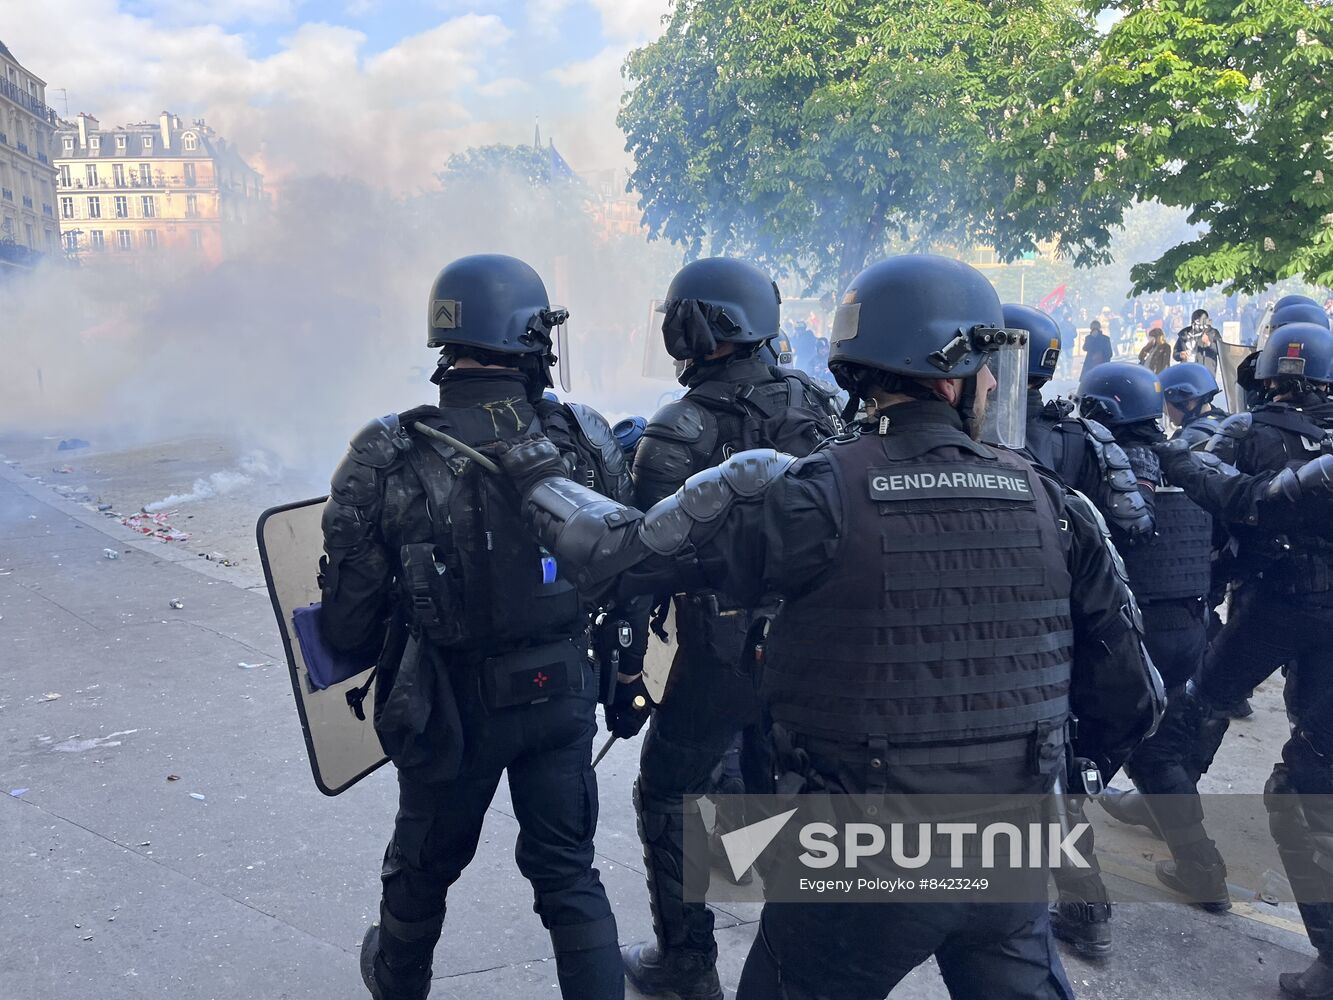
[1266,454,1333,505]
[524,477,644,590]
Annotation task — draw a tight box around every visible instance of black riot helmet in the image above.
[1078,361,1164,427]
[659,257,781,362]
[1275,293,1321,312]
[829,255,1028,447]
[1002,303,1061,384]
[426,254,569,396]
[1270,301,1331,332]
[1159,362,1220,408]
[1255,321,1333,386]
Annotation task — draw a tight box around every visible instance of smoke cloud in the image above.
[0,170,681,495]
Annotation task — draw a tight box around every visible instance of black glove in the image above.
[605,673,652,739]
[490,433,569,498]
[1152,438,1197,481]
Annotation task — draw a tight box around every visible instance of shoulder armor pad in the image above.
[563,401,630,482]
[647,397,711,444]
[348,413,412,469]
[1065,487,1137,597]
[1205,412,1253,463]
[1075,415,1117,446]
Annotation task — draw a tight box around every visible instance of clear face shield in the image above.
[977,335,1028,451]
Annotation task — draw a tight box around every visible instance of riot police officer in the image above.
[1011,304,1153,546]
[491,255,1163,1000]
[318,254,636,1000]
[1161,362,1230,449]
[1175,320,1333,998]
[1077,362,1228,910]
[623,257,841,1000]
[1008,305,1153,955]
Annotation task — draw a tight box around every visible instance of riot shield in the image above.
[1218,338,1254,414]
[256,497,388,796]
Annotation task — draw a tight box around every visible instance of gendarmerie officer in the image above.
[1162,320,1333,998]
[319,254,638,1000]
[623,258,841,1000]
[1011,304,1153,546]
[490,254,1163,1000]
[1077,362,1227,911]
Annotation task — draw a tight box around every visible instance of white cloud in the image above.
[587,0,669,41]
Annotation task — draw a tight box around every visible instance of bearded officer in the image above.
[488,254,1163,1000]
[319,254,638,1000]
[622,257,842,1000]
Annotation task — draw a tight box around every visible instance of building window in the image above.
[183,162,196,187]
[63,230,78,252]
[117,229,132,250]
[143,135,153,152]
[26,223,34,247]
[141,196,155,218]
[190,230,203,250]
[138,163,151,185]
[86,196,101,219]
[58,164,71,186]
[59,196,73,219]
[186,194,199,218]
[90,136,100,152]
[116,134,126,151]
[85,164,98,186]
[112,163,125,186]
[113,196,128,218]
[89,230,104,250]
[183,133,197,151]
[63,137,74,153]
[143,229,158,249]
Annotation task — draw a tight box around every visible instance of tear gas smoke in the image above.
[0,170,681,495]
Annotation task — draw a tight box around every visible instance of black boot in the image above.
[622,943,724,1000]
[361,923,384,1000]
[1218,698,1254,720]
[1099,787,1164,839]
[1155,857,1231,912]
[1049,899,1113,959]
[361,905,440,1000]
[1281,957,1333,998]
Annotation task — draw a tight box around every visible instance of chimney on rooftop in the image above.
[77,113,99,150]
[159,111,172,152]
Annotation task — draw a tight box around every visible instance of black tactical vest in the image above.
[1120,489,1213,602]
[762,426,1074,755]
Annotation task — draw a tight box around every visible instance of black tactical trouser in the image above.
[737,749,1074,1000]
[635,609,763,958]
[373,669,622,1000]
[1122,601,1214,856]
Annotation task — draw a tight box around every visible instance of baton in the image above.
[592,695,648,768]
[412,422,500,474]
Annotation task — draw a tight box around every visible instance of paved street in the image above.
[0,459,1323,999]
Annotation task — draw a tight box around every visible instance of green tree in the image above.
[619,0,1098,294]
[1025,0,1333,293]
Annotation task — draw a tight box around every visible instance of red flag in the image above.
[1037,284,1068,312]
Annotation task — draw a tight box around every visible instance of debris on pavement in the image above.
[237,661,269,670]
[202,551,237,567]
[168,599,184,609]
[96,503,113,512]
[121,510,191,543]
[9,788,29,797]
[41,692,62,702]
[189,792,206,801]
[57,439,90,451]
[52,465,74,474]
[102,548,119,560]
[166,774,180,781]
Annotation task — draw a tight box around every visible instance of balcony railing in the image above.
[0,77,53,120]
[57,176,205,192]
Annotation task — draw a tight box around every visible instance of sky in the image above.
[0,0,671,191]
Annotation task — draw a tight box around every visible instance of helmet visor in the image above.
[979,338,1027,450]
[552,310,572,393]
